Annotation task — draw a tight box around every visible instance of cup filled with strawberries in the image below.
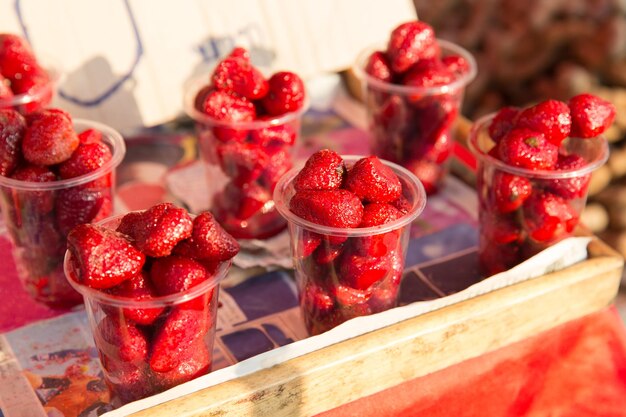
[0,33,59,114]
[469,94,613,276]
[274,150,426,335]
[184,47,308,240]
[355,21,476,194]
[64,203,239,404]
[0,108,125,308]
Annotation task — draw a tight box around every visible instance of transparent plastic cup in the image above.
[64,214,229,405]
[0,60,60,114]
[0,120,125,308]
[469,114,609,276]
[274,156,426,335]
[354,40,477,195]
[183,75,308,240]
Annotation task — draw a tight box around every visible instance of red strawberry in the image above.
[359,203,403,227]
[0,74,13,101]
[313,242,344,264]
[355,203,403,258]
[390,195,412,214]
[298,230,322,258]
[58,141,112,180]
[211,56,268,100]
[106,271,164,325]
[116,203,193,258]
[364,51,392,82]
[22,109,79,165]
[522,192,578,242]
[10,164,57,214]
[492,172,532,213]
[216,141,269,185]
[101,358,151,404]
[403,158,441,195]
[441,54,471,76]
[97,315,148,362]
[516,100,571,146]
[0,109,26,176]
[289,189,363,229]
[568,93,616,138]
[261,71,306,116]
[498,128,558,170]
[77,128,103,144]
[150,255,210,296]
[174,211,240,261]
[302,282,335,315]
[481,212,523,244]
[411,132,451,164]
[345,156,402,203]
[202,89,256,123]
[55,187,112,235]
[293,149,345,191]
[152,342,211,389]
[227,47,250,61]
[149,308,209,372]
[386,21,439,73]
[547,154,590,199]
[0,34,39,81]
[10,65,51,112]
[332,283,373,307]
[67,224,145,289]
[402,59,455,89]
[260,145,293,191]
[249,121,296,147]
[214,181,271,221]
[488,106,520,143]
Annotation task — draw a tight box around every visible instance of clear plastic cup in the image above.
[354,40,477,195]
[64,213,229,405]
[469,114,609,276]
[274,156,426,335]
[0,120,125,308]
[183,75,308,240]
[0,60,60,114]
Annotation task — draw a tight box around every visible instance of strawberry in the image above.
[149,308,209,372]
[332,282,373,307]
[293,149,345,191]
[515,100,571,146]
[106,271,164,325]
[390,195,412,214]
[547,153,590,199]
[58,141,112,180]
[211,56,268,100]
[498,128,558,170]
[488,106,520,143]
[402,59,455,89]
[152,341,211,389]
[10,164,57,214]
[0,74,13,101]
[0,34,39,81]
[364,51,392,82]
[403,158,441,195]
[55,187,112,235]
[261,71,306,116]
[386,21,439,73]
[116,203,193,258]
[227,47,250,61]
[67,224,145,289]
[201,89,256,127]
[481,211,523,244]
[568,93,616,138]
[289,189,363,228]
[0,109,26,176]
[21,109,79,165]
[338,248,393,291]
[441,54,471,76]
[77,128,103,144]
[491,172,532,213]
[260,145,293,191]
[411,132,451,164]
[344,156,402,203]
[302,282,335,315]
[10,65,51,112]
[298,230,322,258]
[216,141,269,185]
[522,191,579,242]
[150,255,210,296]
[101,358,151,404]
[249,121,296,147]
[173,211,240,261]
[97,315,148,362]
[214,181,271,221]
[359,202,403,227]
[313,242,344,265]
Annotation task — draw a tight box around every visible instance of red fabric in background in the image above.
[317,307,626,417]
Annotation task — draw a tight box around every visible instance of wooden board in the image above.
[129,238,623,417]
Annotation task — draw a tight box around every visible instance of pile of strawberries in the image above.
[193,47,306,239]
[0,34,52,113]
[0,108,114,307]
[477,93,615,275]
[363,21,473,194]
[66,203,239,403]
[285,150,416,335]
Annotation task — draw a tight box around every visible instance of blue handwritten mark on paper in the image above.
[195,23,274,67]
[14,0,144,107]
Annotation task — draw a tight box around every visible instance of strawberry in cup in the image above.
[274,150,426,335]
[469,94,613,276]
[64,203,239,404]
[0,108,125,308]
[354,21,476,194]
[184,47,307,240]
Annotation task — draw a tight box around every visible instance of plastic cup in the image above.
[354,40,477,195]
[64,213,228,405]
[0,60,60,114]
[274,156,426,335]
[184,75,308,240]
[469,114,609,276]
[0,120,125,308]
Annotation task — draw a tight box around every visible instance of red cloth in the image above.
[317,307,626,417]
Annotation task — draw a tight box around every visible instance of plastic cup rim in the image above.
[468,113,610,179]
[352,39,478,96]
[182,74,310,129]
[273,155,427,237]
[63,212,231,308]
[0,119,126,190]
